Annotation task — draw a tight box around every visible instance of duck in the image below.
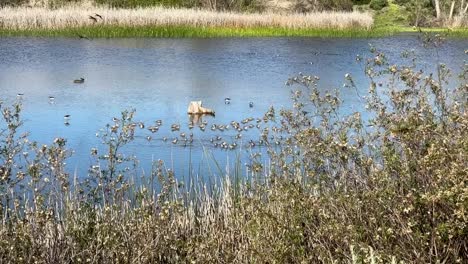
[224,97,231,104]
[73,78,85,84]
[229,143,237,150]
[249,102,254,108]
[148,126,159,133]
[77,34,90,40]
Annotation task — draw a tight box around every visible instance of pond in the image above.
[0,36,466,179]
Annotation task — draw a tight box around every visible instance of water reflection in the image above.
[0,36,466,179]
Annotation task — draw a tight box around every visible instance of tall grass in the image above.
[0,24,389,37]
[0,36,467,263]
[0,5,373,30]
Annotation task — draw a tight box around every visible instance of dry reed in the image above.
[0,5,373,30]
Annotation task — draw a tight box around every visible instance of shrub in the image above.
[352,0,370,4]
[294,0,354,12]
[391,0,434,26]
[369,0,387,10]
[0,0,27,7]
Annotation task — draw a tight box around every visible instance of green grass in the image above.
[1,24,466,38]
[0,25,388,38]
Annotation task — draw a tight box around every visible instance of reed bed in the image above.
[0,5,373,30]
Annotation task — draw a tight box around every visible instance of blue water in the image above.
[0,36,466,179]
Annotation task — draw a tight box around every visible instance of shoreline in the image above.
[1,25,467,38]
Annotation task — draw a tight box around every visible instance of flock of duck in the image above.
[114,114,279,150]
[17,77,276,150]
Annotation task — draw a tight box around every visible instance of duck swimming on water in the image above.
[73,78,85,84]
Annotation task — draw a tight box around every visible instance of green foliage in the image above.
[393,0,434,26]
[352,0,371,4]
[0,0,27,7]
[320,0,354,10]
[369,0,388,10]
[373,1,410,28]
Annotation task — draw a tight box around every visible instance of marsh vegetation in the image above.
[1,0,467,37]
[0,5,372,30]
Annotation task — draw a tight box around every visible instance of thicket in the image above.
[0,0,27,6]
[369,0,387,10]
[352,0,370,4]
[293,0,354,12]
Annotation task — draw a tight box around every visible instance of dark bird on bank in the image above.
[73,78,85,84]
[94,13,103,20]
[89,15,97,23]
[77,34,90,40]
